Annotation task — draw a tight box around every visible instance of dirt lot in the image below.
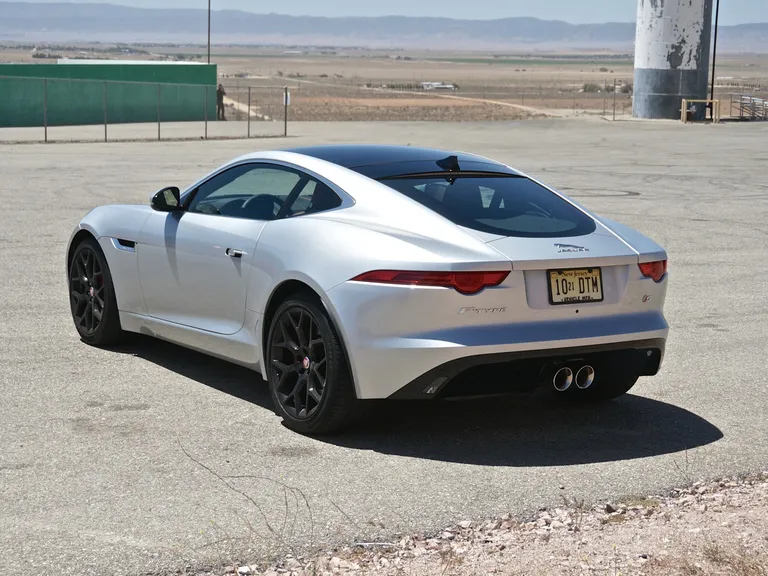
[259,91,539,122]
[217,84,542,123]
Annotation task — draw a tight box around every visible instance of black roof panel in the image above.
[283,144,520,179]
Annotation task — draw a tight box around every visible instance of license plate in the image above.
[547,268,604,305]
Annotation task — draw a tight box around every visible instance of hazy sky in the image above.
[15,0,768,25]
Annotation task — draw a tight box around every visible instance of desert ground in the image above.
[211,49,767,122]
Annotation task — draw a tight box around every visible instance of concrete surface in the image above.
[0,119,767,576]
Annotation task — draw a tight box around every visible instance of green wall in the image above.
[0,63,217,128]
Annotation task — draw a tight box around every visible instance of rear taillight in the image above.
[351,270,510,295]
[638,260,667,282]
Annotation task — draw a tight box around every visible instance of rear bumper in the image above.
[388,338,665,399]
[323,281,668,400]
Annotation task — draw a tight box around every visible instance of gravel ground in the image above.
[217,473,768,576]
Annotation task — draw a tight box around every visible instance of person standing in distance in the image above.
[217,84,227,121]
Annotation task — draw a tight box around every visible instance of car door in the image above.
[137,162,305,335]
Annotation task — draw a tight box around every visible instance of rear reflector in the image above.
[351,270,510,295]
[638,260,667,282]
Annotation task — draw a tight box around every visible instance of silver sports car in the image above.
[66,145,669,434]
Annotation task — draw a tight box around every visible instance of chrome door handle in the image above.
[226,248,243,258]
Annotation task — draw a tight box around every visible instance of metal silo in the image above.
[633,0,714,120]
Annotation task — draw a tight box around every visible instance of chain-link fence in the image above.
[0,76,289,143]
[4,73,764,143]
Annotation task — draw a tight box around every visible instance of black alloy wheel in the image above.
[270,306,327,419]
[267,295,358,434]
[68,238,123,346]
[70,246,106,336]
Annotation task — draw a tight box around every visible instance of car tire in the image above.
[68,237,124,347]
[266,295,359,435]
[565,373,639,403]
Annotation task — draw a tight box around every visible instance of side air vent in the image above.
[111,238,137,252]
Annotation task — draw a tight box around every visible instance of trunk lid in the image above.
[485,227,638,271]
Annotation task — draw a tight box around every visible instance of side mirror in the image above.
[151,186,182,212]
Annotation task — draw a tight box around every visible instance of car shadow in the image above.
[112,334,273,407]
[114,335,724,467]
[334,394,724,467]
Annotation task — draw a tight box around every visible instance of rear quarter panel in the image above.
[245,214,511,315]
[595,216,668,263]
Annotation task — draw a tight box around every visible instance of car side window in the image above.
[285,179,342,217]
[187,164,302,221]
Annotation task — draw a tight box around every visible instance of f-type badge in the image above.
[459,307,507,315]
[554,243,589,253]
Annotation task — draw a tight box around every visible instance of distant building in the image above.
[421,82,457,91]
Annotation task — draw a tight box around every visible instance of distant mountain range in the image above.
[1,1,767,51]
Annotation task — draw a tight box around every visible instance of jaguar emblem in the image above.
[554,243,589,253]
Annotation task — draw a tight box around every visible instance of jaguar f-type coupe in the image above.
[67,145,669,434]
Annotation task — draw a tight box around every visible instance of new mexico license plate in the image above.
[548,268,604,305]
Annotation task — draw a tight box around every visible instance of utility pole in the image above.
[207,0,211,64]
[709,0,721,120]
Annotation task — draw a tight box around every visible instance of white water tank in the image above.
[633,0,714,119]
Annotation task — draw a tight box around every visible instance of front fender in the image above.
[66,205,154,315]
[66,220,99,270]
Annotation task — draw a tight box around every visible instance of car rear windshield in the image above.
[378,175,596,238]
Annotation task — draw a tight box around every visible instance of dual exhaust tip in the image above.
[553,365,595,392]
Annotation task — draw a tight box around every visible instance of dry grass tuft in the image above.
[650,542,768,576]
[600,514,628,525]
[618,495,661,509]
[703,541,728,565]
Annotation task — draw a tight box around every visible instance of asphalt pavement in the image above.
[1,118,767,575]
